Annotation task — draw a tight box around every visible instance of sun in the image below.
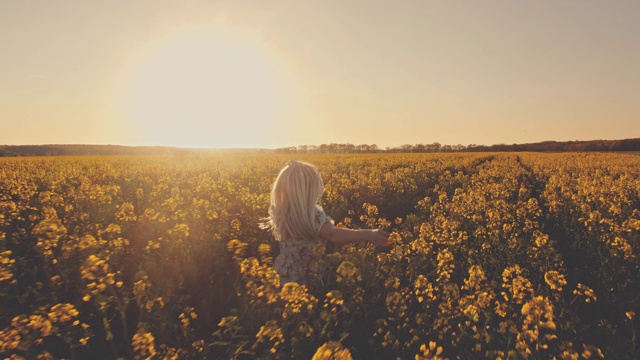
[114,23,285,148]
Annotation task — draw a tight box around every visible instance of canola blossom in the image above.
[0,153,638,358]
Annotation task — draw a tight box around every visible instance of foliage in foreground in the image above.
[0,153,638,359]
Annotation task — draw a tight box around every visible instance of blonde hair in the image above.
[262,161,324,241]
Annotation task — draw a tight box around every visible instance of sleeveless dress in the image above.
[274,206,333,284]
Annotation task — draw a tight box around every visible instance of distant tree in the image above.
[621,138,640,151]
[429,142,442,152]
[400,144,413,152]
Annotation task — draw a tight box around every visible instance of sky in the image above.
[1,0,638,149]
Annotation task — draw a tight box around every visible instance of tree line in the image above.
[275,138,640,154]
[0,145,269,157]
[275,143,467,153]
[1,138,638,157]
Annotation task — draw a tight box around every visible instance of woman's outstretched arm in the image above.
[319,221,391,247]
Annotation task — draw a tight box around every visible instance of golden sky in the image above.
[1,0,638,148]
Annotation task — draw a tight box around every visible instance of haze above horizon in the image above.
[1,1,638,149]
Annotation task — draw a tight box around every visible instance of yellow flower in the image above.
[255,320,284,355]
[258,243,271,256]
[573,283,597,303]
[544,270,567,292]
[27,315,52,337]
[227,239,248,258]
[132,331,157,359]
[502,265,533,304]
[386,291,408,318]
[280,282,317,319]
[581,344,604,359]
[336,261,361,283]
[312,341,353,360]
[192,339,205,353]
[414,275,435,303]
[48,303,79,323]
[436,248,455,284]
[415,341,444,360]
[324,290,346,314]
[0,250,15,282]
[179,307,198,328]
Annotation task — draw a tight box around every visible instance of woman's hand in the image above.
[367,229,391,248]
[320,222,392,247]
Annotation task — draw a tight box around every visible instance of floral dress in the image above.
[274,206,333,284]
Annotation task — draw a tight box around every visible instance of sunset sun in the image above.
[117,24,285,148]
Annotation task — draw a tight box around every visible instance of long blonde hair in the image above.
[261,161,324,241]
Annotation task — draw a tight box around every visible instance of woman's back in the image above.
[274,205,332,283]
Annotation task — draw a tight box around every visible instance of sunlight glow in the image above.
[117,23,284,148]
